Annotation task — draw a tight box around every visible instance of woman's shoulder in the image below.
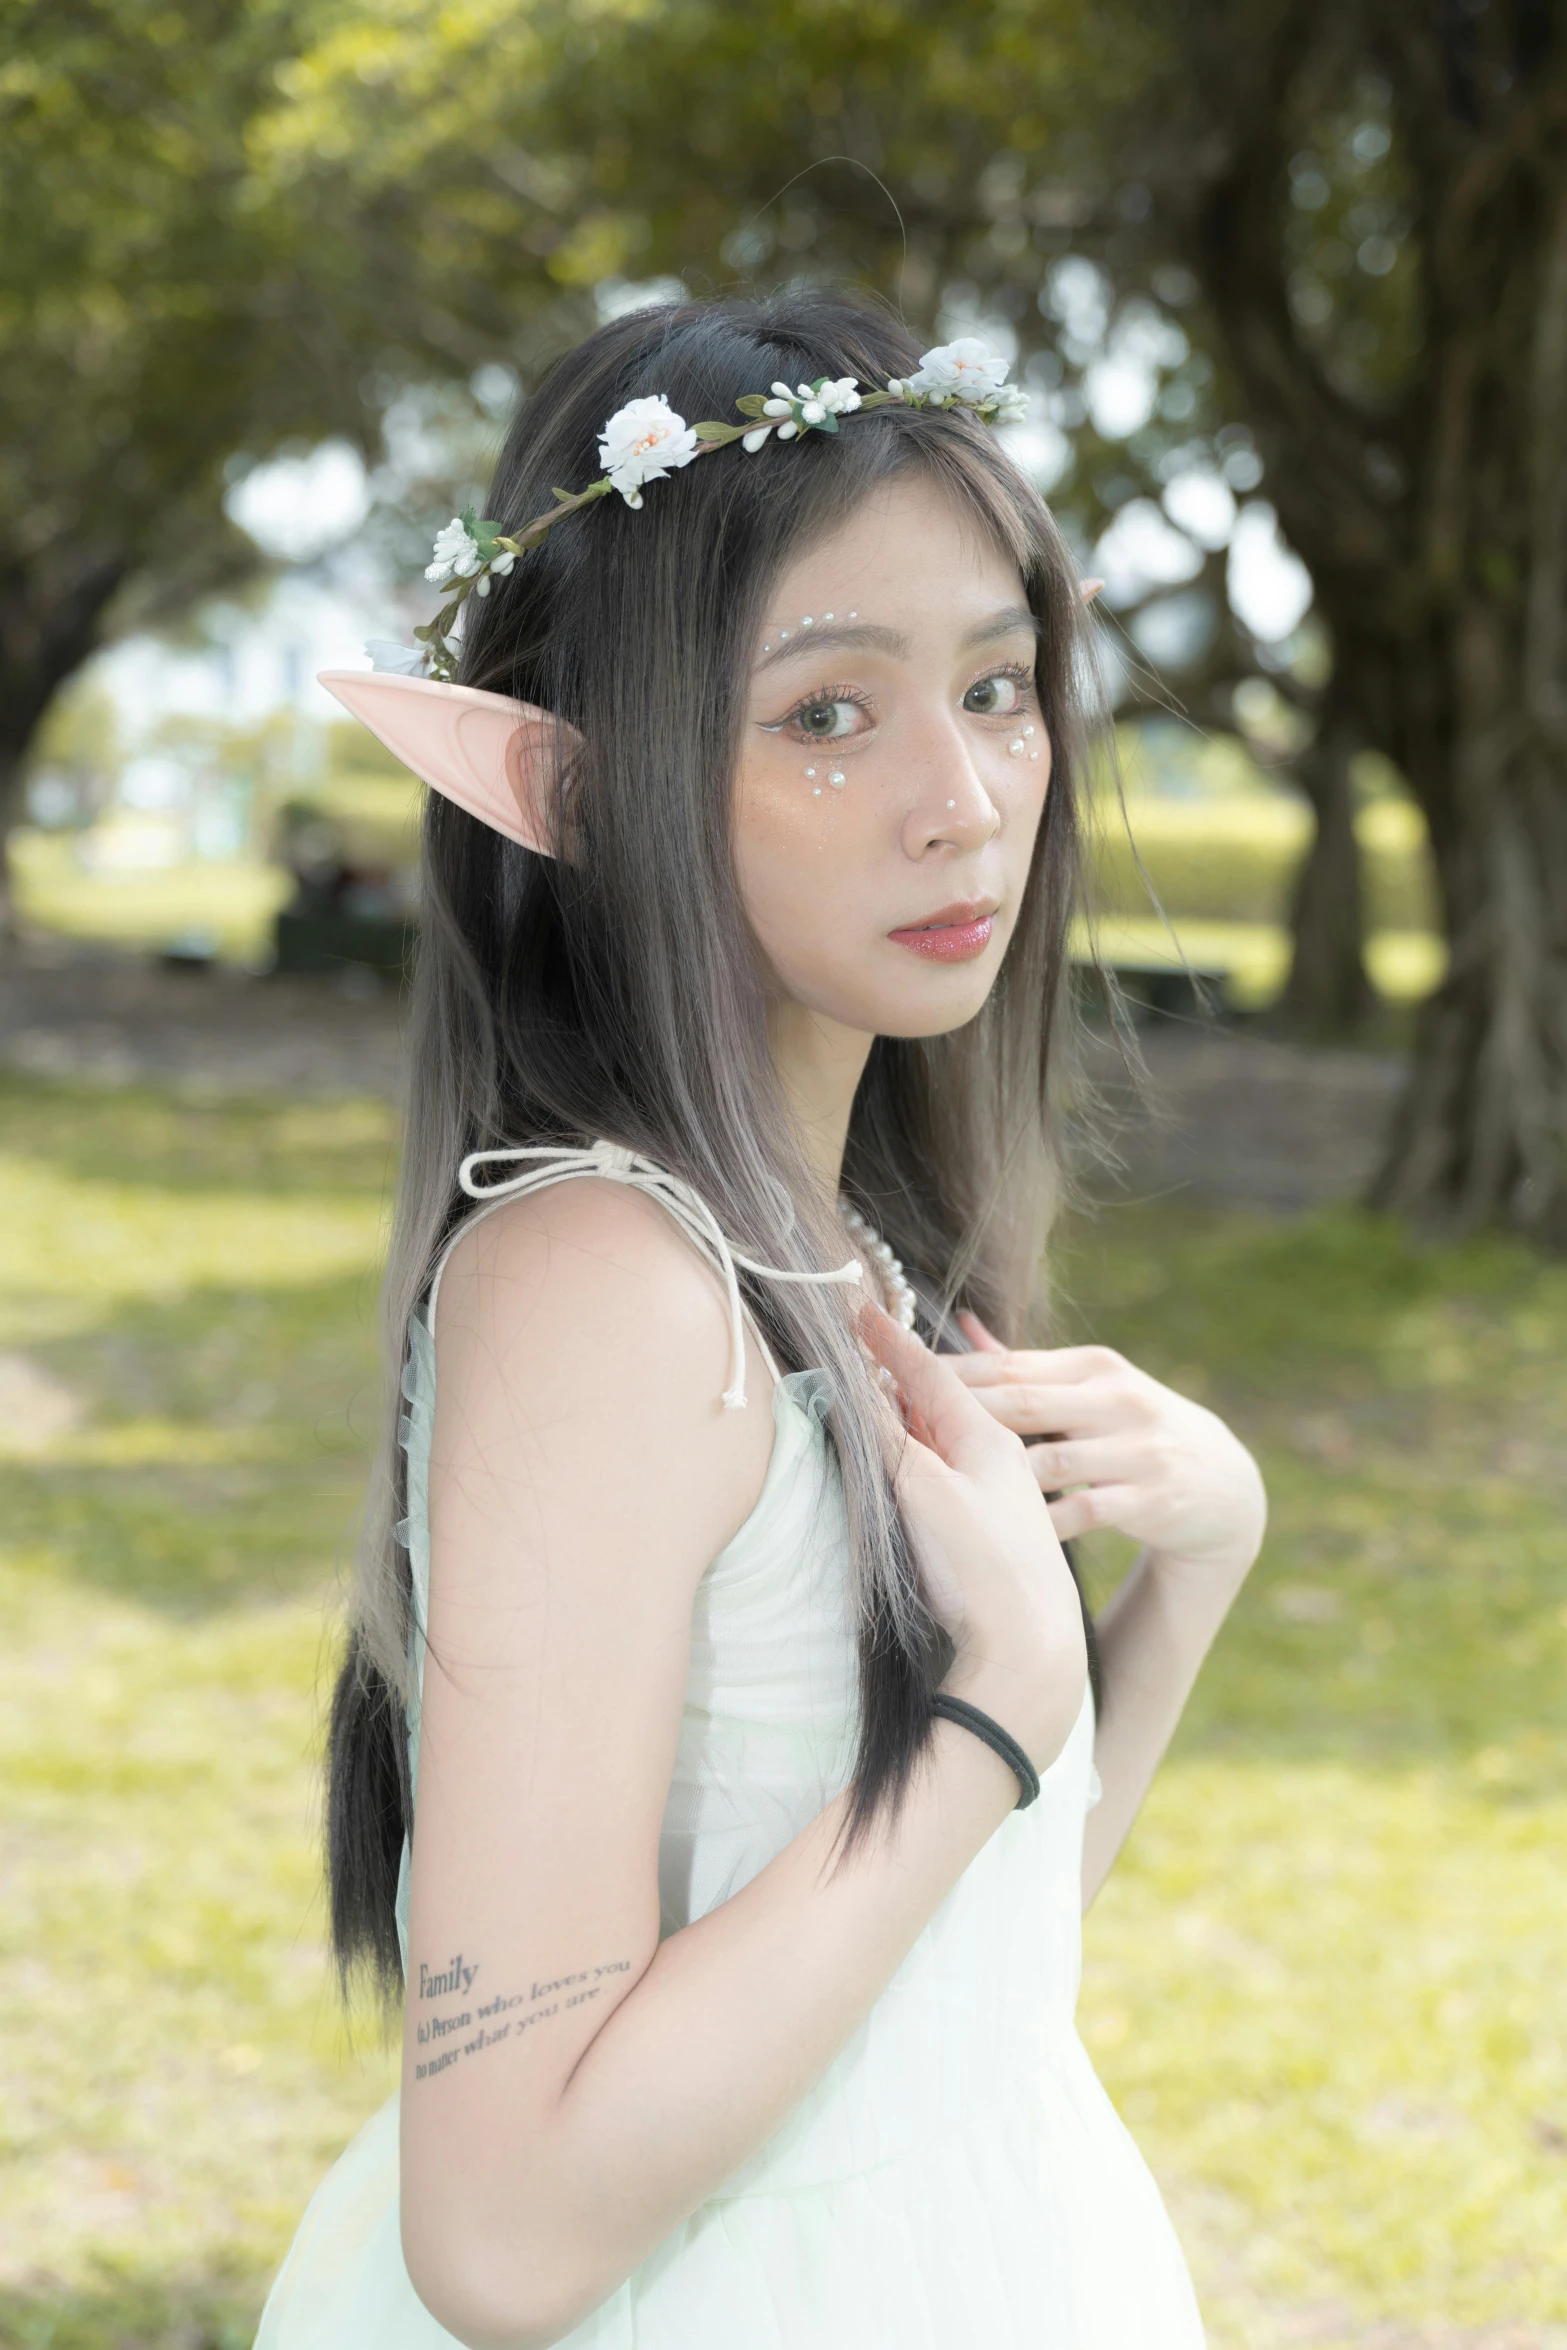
[429,1174,779,1538]
[434,1173,744,1359]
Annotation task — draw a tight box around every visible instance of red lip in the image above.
[887,901,999,963]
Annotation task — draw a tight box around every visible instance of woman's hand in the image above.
[948,1314,1266,1593]
[858,1305,1087,1773]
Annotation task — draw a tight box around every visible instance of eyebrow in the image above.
[754,621,906,673]
[753,603,1040,675]
[964,603,1042,650]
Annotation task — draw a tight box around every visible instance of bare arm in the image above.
[949,1322,1267,1909]
[1078,1541,1250,1903]
[400,1199,1085,2350]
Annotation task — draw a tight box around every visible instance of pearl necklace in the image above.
[838,1201,919,1331]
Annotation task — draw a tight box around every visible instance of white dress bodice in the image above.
[257,1154,1205,2349]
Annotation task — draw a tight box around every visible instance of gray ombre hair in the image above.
[329,290,1104,1998]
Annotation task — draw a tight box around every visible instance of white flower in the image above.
[474,546,517,595]
[425,517,482,586]
[365,641,427,675]
[597,394,700,508]
[757,377,861,436]
[742,426,774,453]
[989,382,1031,425]
[905,337,1011,404]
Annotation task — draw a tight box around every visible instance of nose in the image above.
[898,711,1001,859]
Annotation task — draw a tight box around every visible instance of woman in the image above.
[257,290,1265,2348]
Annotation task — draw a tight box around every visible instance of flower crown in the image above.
[366,339,1029,682]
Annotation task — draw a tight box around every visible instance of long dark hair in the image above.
[329,290,1104,1999]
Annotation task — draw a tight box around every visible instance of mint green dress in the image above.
[255,1147,1205,2347]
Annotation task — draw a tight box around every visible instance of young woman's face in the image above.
[733,470,1052,1041]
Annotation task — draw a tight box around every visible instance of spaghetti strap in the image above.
[425,1138,864,1409]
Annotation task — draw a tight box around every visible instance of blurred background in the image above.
[1,3,1563,2344]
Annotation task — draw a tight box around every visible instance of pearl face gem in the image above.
[823,611,834,621]
[802,616,813,627]
[828,769,846,788]
[1023,724,1036,737]
[1009,738,1025,756]
[947,799,957,809]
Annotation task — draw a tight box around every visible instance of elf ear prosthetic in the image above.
[315,670,572,855]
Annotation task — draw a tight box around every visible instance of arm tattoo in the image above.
[411,1953,633,2084]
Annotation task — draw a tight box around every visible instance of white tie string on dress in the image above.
[457,1139,865,1410]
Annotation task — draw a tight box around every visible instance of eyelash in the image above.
[763,680,873,742]
[967,660,1036,711]
[766,661,1039,743]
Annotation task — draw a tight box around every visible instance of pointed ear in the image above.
[316,671,571,854]
[1079,577,1105,605]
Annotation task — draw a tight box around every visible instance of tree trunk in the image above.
[1186,27,1567,1239]
[1369,165,1567,1240]
[1372,733,1567,1240]
[0,550,127,840]
[1275,700,1375,1036]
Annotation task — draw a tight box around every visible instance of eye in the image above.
[797,698,861,740]
[962,668,1031,718]
[762,683,876,744]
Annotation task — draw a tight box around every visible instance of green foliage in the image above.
[0,0,1153,785]
[0,1071,1562,2342]
[0,0,330,753]
[0,0,588,793]
[1281,76,1424,404]
[268,0,1196,567]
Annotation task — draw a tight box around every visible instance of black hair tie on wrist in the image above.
[930,1693,1041,1810]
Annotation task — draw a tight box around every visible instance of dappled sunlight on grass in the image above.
[0,1079,399,2343]
[0,1270,381,1612]
[1062,1202,1567,2338]
[1,1563,400,2347]
[0,1078,1562,2345]
[1086,1764,1565,2336]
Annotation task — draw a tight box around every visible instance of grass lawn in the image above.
[0,1073,1562,2347]
[1060,1206,1567,2342]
